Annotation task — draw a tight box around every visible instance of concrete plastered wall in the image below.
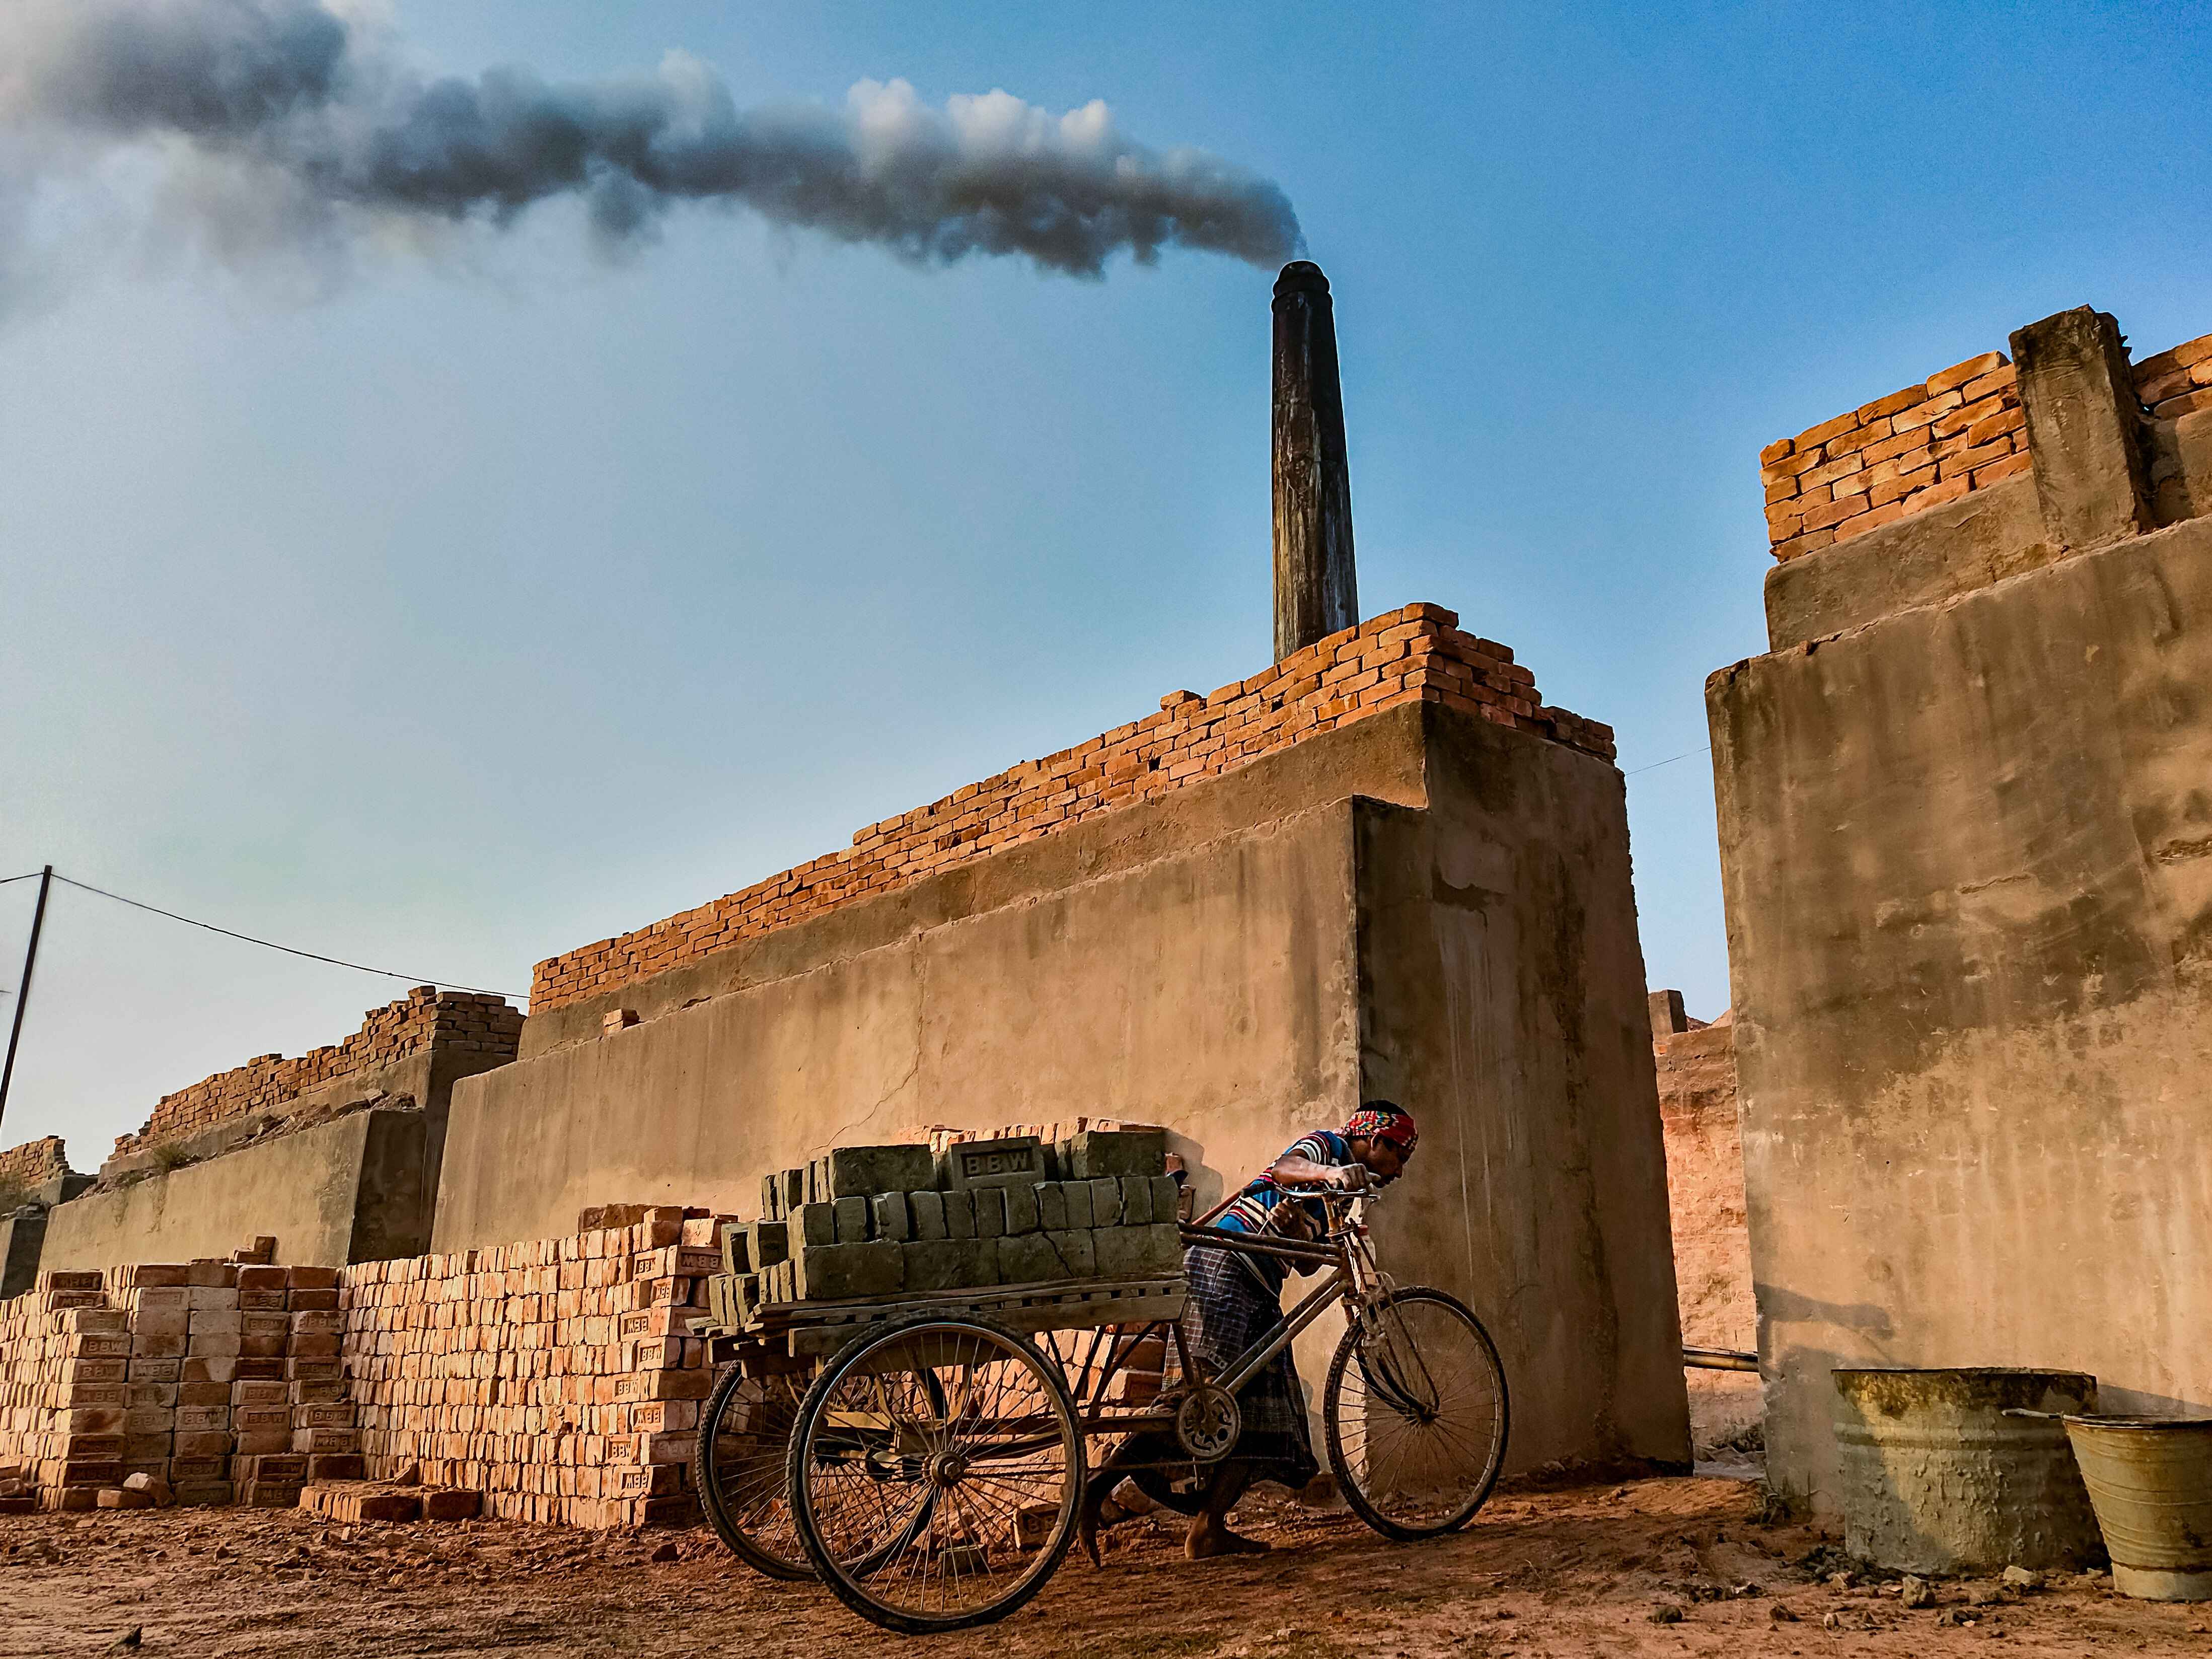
[39,1106,440,1270]
[1711,514,2212,1510]
[1356,713,1688,1469]
[436,701,1687,1474]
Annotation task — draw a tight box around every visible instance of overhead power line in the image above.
[1625,745,1712,777]
[40,872,524,1000]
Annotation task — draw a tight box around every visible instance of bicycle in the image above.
[700,1179,1511,1633]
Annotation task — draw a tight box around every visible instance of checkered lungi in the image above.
[1173,1242,1319,1489]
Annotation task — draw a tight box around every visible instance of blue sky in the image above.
[5,1,2209,1161]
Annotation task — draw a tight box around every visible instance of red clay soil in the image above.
[5,1476,2204,1657]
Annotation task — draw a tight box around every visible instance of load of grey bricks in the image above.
[709,1129,1184,1326]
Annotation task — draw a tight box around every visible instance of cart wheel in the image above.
[1322,1286,1509,1539]
[694,1363,810,1577]
[787,1314,1086,1634]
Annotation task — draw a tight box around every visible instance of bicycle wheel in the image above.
[788,1315,1086,1634]
[1322,1287,1508,1539]
[694,1362,810,1577]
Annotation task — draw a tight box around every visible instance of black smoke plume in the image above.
[0,0,1302,285]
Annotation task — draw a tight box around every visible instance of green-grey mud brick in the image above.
[736,1273,761,1322]
[1092,1225,1153,1279]
[1038,1183,1068,1232]
[780,1169,807,1211]
[795,1241,905,1301]
[972,1187,1008,1238]
[760,1175,781,1221]
[1002,1184,1040,1235]
[1118,1178,1152,1227]
[1150,1175,1182,1223]
[943,1190,977,1241]
[1062,1181,1095,1231]
[1045,1230,1097,1278]
[872,1192,911,1243]
[938,1135,1049,1190]
[1064,1128,1168,1180]
[747,1219,791,1270]
[796,1202,838,1248]
[902,1240,967,1294]
[1137,1223,1184,1274]
[1088,1178,1123,1227]
[825,1144,937,1197]
[909,1191,948,1242]
[832,1196,870,1243]
[962,1238,1001,1288]
[719,1223,753,1276]
[995,1233,1058,1284]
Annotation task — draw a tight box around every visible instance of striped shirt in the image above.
[1216,1129,1351,1239]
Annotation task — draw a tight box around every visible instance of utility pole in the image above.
[0,865,53,1137]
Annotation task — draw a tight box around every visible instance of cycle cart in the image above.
[694,1184,1509,1634]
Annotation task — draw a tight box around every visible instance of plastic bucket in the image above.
[1831,1367,2104,1573]
[2061,1416,2212,1601]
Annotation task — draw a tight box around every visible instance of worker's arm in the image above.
[1268,1153,1367,1190]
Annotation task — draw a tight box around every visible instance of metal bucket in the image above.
[2061,1416,2212,1601]
[1832,1367,2105,1573]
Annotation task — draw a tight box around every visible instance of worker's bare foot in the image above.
[1186,1518,1271,1559]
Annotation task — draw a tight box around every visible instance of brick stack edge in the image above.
[710,1130,1179,1321]
[0,1136,71,1190]
[0,1207,729,1528]
[532,603,1617,1015]
[1763,328,2212,561]
[0,1259,352,1512]
[114,987,524,1156]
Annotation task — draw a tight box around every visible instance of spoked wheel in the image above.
[1323,1286,1509,1539]
[788,1315,1086,1634]
[694,1363,810,1577]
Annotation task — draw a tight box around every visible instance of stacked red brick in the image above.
[1762,328,2212,561]
[0,1136,71,1192]
[338,1207,728,1528]
[1761,353,2028,560]
[117,987,523,1154]
[2133,331,2212,421]
[533,604,1617,1014]
[0,1261,358,1510]
[0,1272,127,1500]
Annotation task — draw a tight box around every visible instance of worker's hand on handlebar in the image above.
[1321,1164,1370,1192]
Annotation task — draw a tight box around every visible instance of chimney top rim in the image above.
[1273,260,1329,300]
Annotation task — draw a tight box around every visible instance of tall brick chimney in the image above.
[1272,260,1358,661]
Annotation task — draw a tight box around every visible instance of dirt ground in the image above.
[4,1475,2206,1657]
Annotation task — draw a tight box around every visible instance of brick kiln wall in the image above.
[1760,328,2212,561]
[1651,1006,1756,1454]
[116,987,524,1156]
[0,1136,72,1193]
[532,603,1617,1015]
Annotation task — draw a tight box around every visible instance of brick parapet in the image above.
[529,603,1617,1015]
[0,1137,72,1194]
[1760,328,2212,561]
[115,988,524,1157]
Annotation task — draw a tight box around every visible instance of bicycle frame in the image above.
[1062,1183,1395,1439]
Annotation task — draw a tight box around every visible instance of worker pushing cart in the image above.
[694,1114,1509,1635]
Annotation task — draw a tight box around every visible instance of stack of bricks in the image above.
[2133,331,2212,422]
[0,1135,72,1193]
[337,1206,728,1529]
[1761,352,2028,560]
[115,986,523,1155]
[1762,328,2212,562]
[714,1130,1183,1322]
[531,603,1617,1015]
[0,1271,128,1503]
[0,1259,357,1511]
